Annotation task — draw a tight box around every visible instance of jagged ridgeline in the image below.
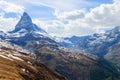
[60,26,120,57]
[0,12,120,80]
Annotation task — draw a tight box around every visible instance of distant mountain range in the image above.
[0,12,120,80]
[59,26,120,56]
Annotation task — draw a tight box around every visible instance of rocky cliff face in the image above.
[105,42,120,67]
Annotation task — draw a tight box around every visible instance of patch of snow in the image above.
[54,36,72,44]
[0,51,24,61]
[27,61,32,65]
[21,68,26,72]
[8,29,28,37]
[0,40,30,55]
[0,31,6,37]
[62,39,72,44]
[0,54,13,60]
[7,54,24,61]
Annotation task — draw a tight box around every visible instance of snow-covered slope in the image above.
[8,12,48,38]
[59,26,120,57]
[0,12,59,47]
[0,39,30,55]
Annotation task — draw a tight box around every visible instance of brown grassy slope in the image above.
[0,49,67,80]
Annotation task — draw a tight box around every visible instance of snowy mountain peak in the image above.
[108,26,120,33]
[113,26,120,30]
[23,12,31,20]
[7,12,48,38]
[9,12,46,34]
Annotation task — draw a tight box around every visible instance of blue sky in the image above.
[9,0,113,20]
[0,0,120,37]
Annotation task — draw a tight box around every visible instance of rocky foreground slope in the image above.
[0,40,66,80]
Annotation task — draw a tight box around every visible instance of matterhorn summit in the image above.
[2,12,56,46]
[8,12,47,37]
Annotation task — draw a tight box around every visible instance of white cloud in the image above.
[0,16,18,31]
[0,0,24,13]
[36,0,120,37]
[0,0,24,31]
[56,10,86,20]
[33,19,66,37]
[114,0,120,3]
[33,19,48,31]
[34,18,96,37]
[85,0,120,27]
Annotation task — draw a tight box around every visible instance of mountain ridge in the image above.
[0,12,120,80]
[9,12,47,34]
[59,26,120,57]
